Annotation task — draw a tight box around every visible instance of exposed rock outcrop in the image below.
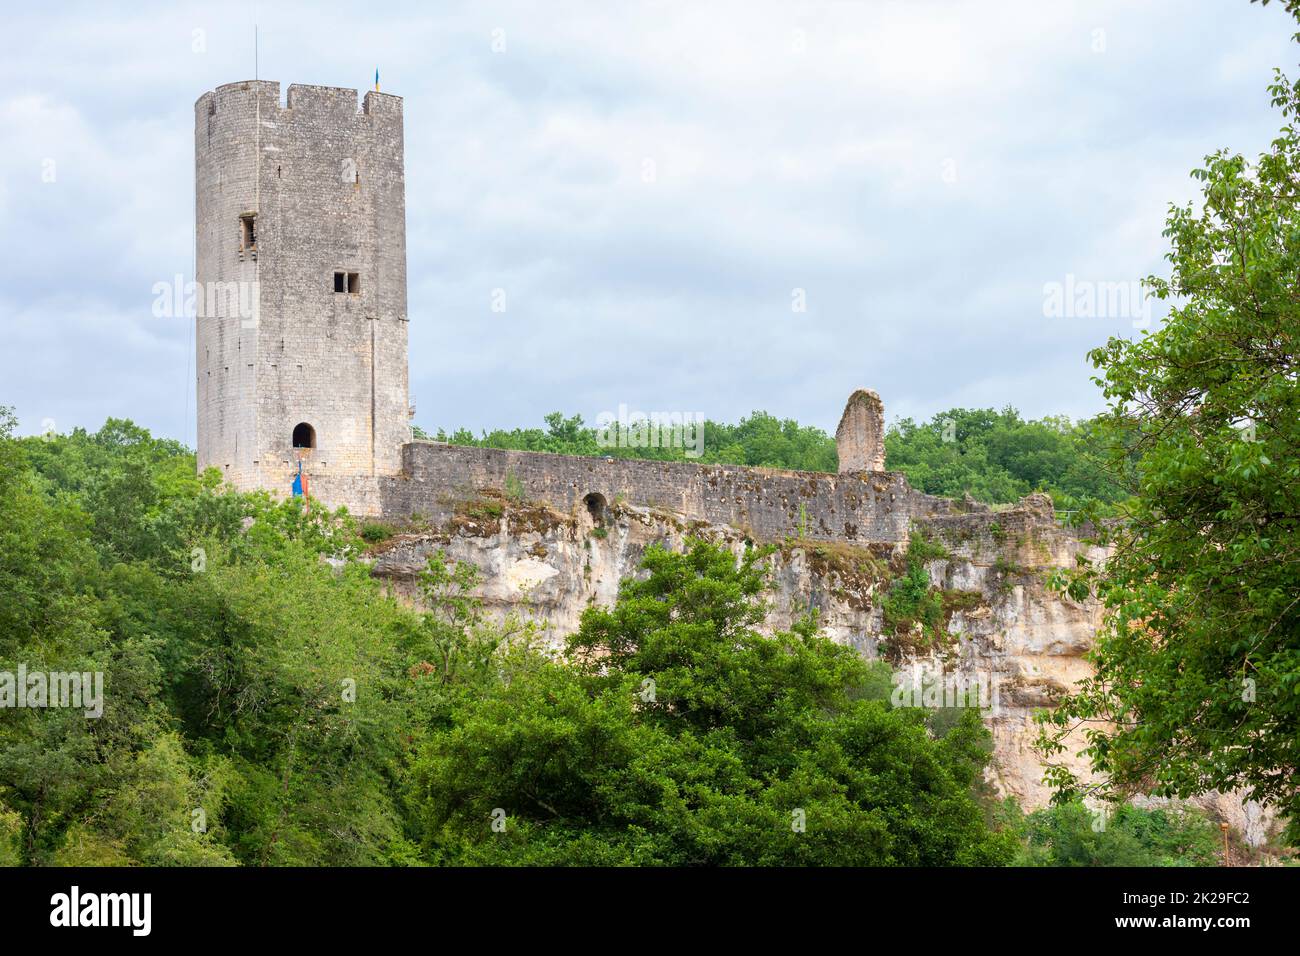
[367,488,1277,848]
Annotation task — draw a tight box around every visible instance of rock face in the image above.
[836,388,887,473]
[370,494,1095,802]
[368,489,1277,847]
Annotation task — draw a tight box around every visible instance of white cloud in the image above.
[0,0,1296,440]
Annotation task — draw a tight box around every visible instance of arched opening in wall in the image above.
[292,422,316,450]
[583,492,608,526]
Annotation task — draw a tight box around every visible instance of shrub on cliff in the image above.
[409,538,1016,866]
[1005,800,1222,867]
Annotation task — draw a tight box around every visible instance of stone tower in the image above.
[836,388,886,473]
[194,81,410,500]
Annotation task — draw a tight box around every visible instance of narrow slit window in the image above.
[334,271,346,293]
[239,214,257,253]
[334,271,360,294]
[347,272,360,294]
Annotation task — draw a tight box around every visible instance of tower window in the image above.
[239,213,257,254]
[292,422,316,449]
[333,271,360,294]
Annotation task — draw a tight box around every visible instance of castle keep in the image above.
[191,81,1008,550]
[195,81,411,494]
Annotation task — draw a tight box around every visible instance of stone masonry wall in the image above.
[836,388,886,473]
[195,80,410,499]
[308,441,982,546]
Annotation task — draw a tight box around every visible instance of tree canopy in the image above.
[0,407,1244,864]
[412,538,1016,865]
[1040,69,1300,843]
[0,413,1018,864]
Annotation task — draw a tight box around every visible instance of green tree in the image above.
[1040,69,1300,843]
[0,410,433,866]
[1006,800,1221,867]
[883,407,1127,510]
[0,409,233,865]
[411,538,1015,865]
[432,410,838,472]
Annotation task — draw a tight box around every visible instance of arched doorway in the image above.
[292,422,316,450]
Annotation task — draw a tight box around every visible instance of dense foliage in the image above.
[412,540,1015,865]
[1040,70,1300,843]
[425,406,1129,511]
[422,410,839,473]
[0,410,1241,864]
[1005,801,1223,867]
[0,413,425,865]
[884,408,1130,512]
[0,414,1028,865]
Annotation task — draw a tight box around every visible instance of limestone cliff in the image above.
[368,487,1276,847]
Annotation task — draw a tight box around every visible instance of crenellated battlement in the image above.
[196,80,402,122]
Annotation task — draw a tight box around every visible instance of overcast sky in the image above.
[1,0,1296,444]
